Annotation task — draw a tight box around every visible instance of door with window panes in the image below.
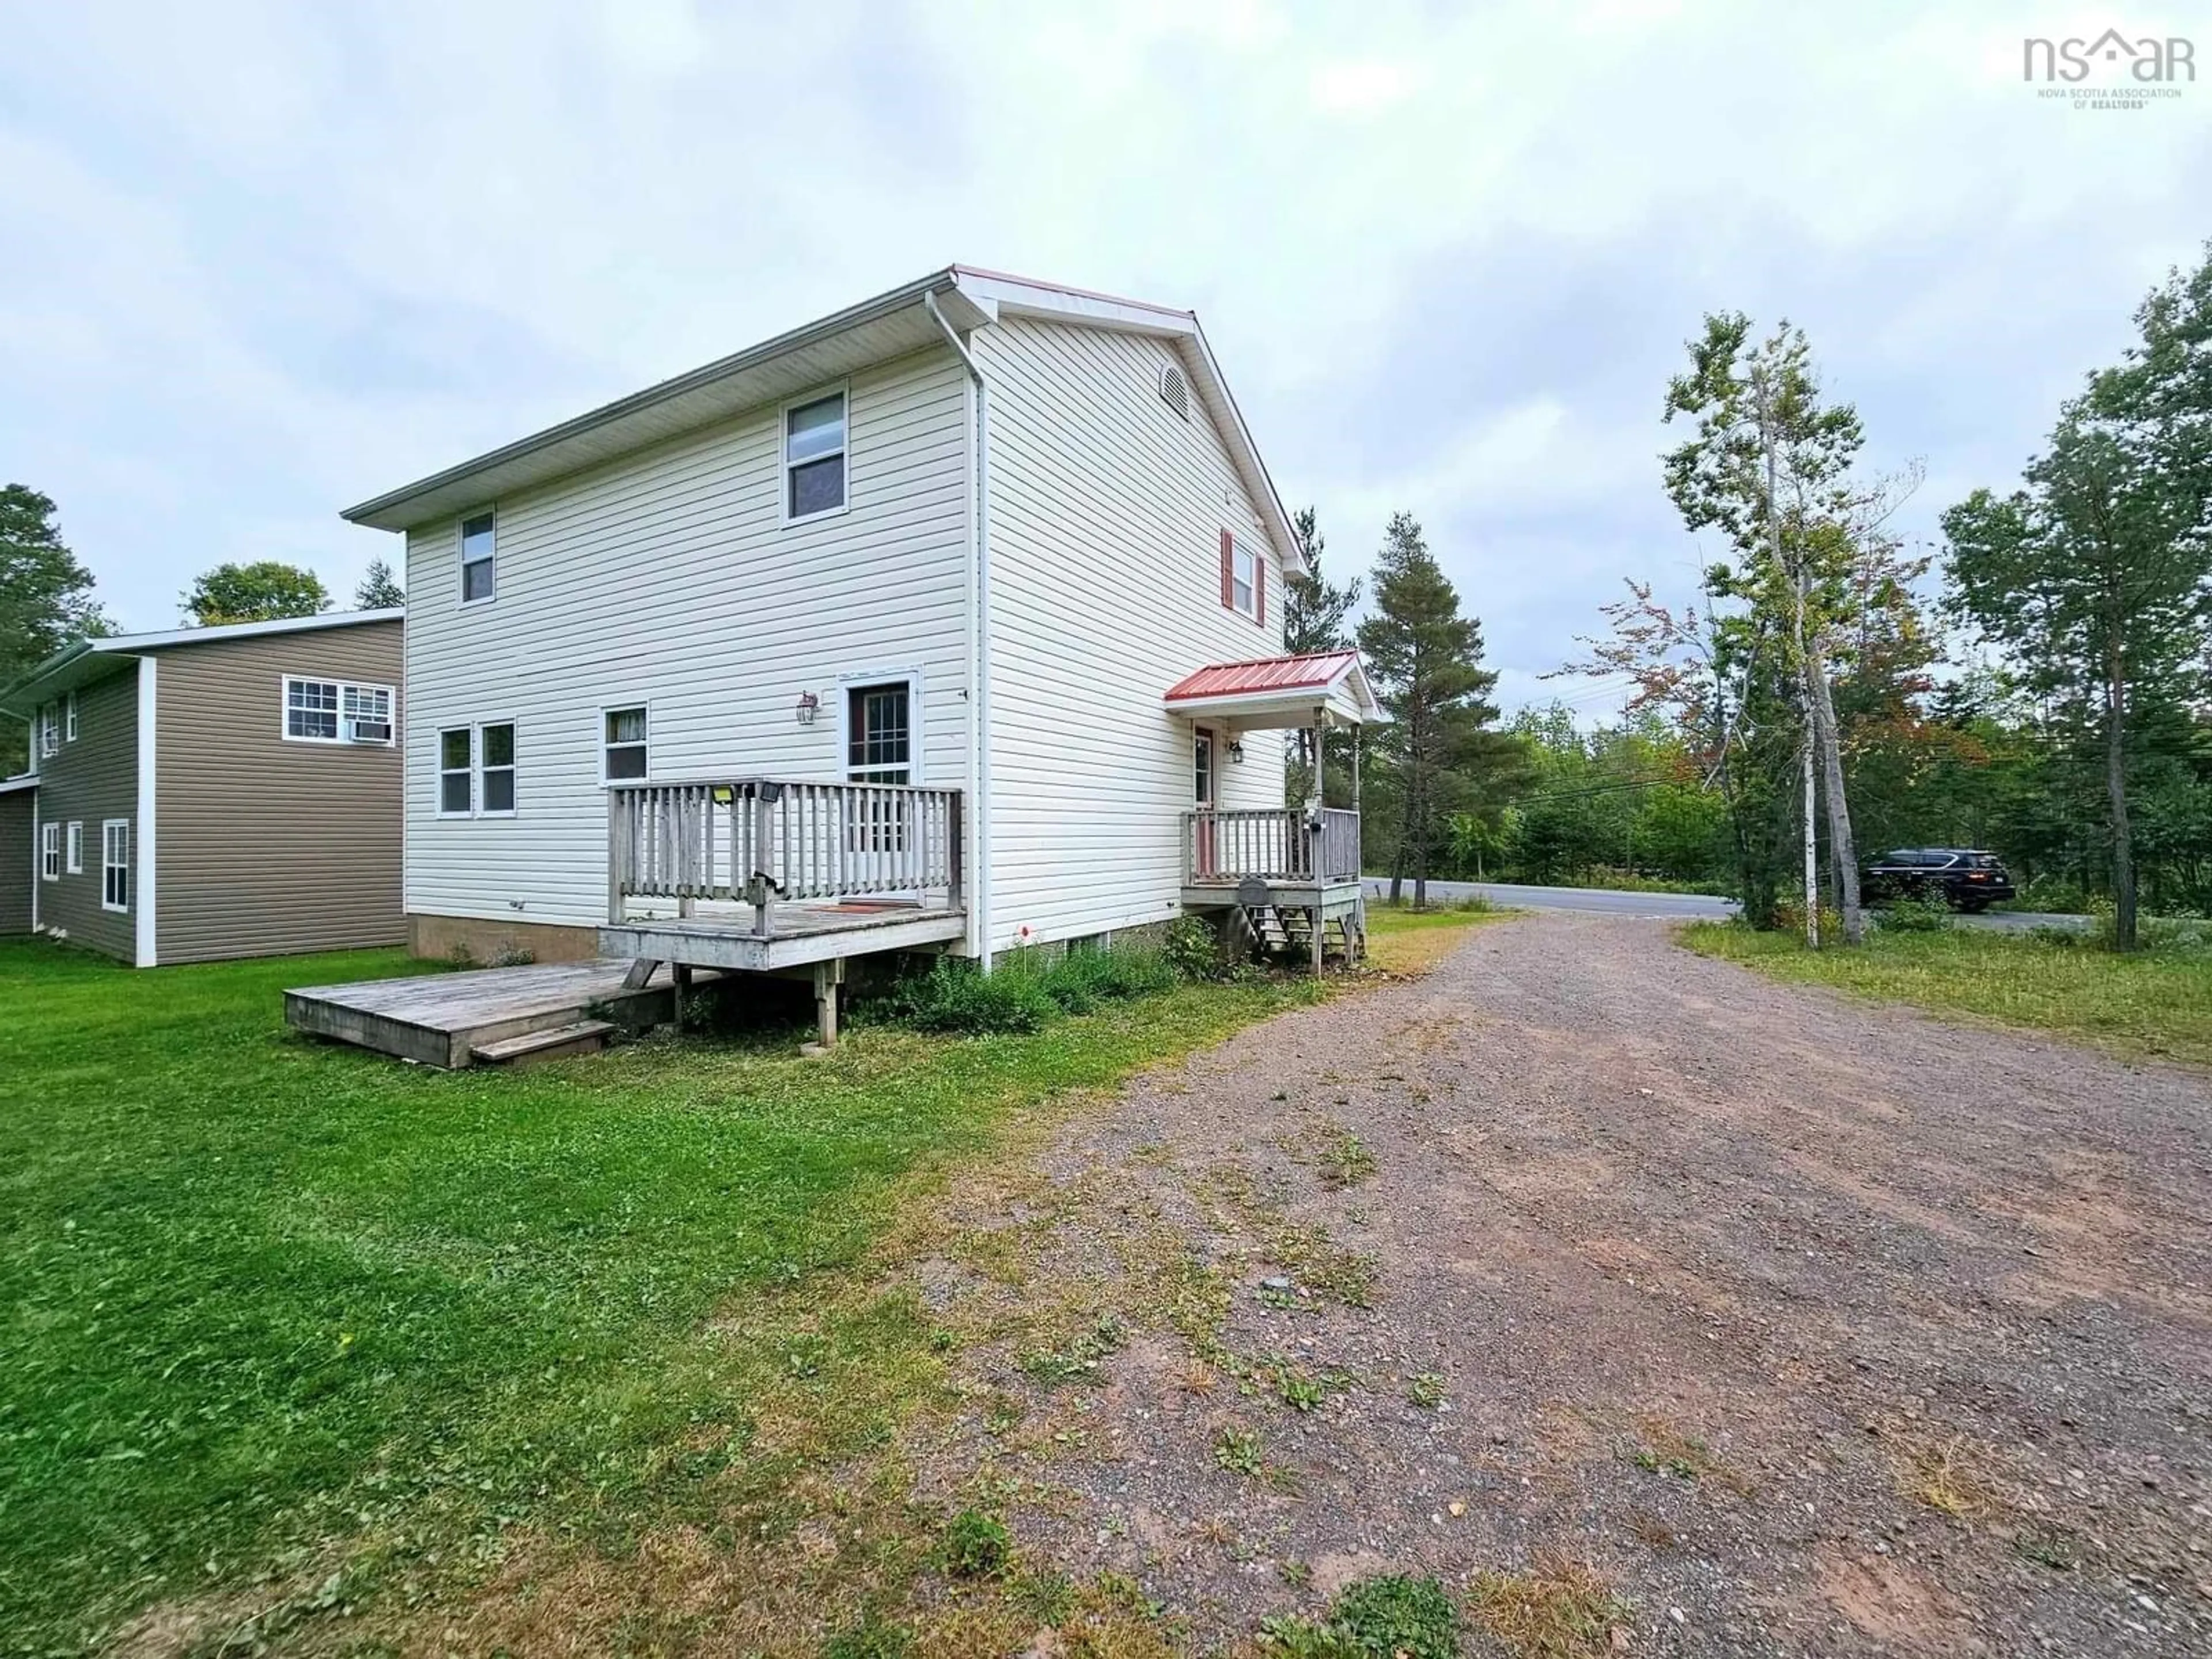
[847,682,912,889]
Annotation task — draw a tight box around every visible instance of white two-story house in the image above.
[340,267,1377,1001]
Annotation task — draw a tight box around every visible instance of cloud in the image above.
[0,0,2202,671]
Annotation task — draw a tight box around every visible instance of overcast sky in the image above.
[3,2,2206,714]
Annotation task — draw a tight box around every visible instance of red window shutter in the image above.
[1256,559,1266,628]
[1218,529,1233,609]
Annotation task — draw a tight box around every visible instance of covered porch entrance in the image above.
[1164,650,1381,971]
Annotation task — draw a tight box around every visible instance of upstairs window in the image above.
[285,677,340,741]
[101,820,130,912]
[343,684,394,744]
[37,703,58,759]
[460,510,497,602]
[65,691,77,742]
[603,706,649,781]
[285,678,395,744]
[1220,531,1262,623]
[785,390,847,521]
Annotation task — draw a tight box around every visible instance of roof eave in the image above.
[342,269,983,532]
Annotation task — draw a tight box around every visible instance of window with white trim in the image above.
[40,822,59,880]
[603,706,649,781]
[460,510,497,602]
[65,691,77,742]
[66,821,82,874]
[101,820,129,912]
[480,722,516,814]
[438,728,472,815]
[283,677,394,744]
[1228,540,1258,619]
[784,390,847,521]
[37,703,58,759]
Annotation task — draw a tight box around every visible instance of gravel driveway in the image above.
[918,912,2211,1655]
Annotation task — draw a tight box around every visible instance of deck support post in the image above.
[672,962,693,1028]
[811,958,844,1051]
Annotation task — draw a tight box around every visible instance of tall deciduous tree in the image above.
[1356,512,1509,906]
[1664,313,1870,944]
[354,558,406,610]
[181,561,329,627]
[0,485,108,772]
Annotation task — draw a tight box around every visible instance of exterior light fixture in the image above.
[1228,738,1247,764]
[796,691,820,727]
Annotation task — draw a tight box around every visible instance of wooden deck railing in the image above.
[609,778,963,935]
[1183,807,1361,886]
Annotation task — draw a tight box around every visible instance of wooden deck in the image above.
[285,960,682,1069]
[599,899,967,972]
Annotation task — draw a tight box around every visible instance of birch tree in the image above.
[1663,314,1869,944]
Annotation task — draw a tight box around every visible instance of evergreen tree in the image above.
[1280,506,1362,797]
[1281,507,1359,657]
[354,557,406,610]
[0,485,108,772]
[181,560,330,626]
[1355,512,1509,906]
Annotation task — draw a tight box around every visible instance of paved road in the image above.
[1362,877,2087,931]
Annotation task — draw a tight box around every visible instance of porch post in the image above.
[1312,708,1325,812]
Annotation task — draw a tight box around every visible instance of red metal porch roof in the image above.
[1164,650,1360,702]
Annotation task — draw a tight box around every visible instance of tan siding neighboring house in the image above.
[25,666,139,961]
[149,620,404,963]
[0,610,404,967]
[0,781,35,935]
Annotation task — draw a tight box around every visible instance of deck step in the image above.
[471,1019,618,1067]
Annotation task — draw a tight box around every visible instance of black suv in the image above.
[1863,849,2016,912]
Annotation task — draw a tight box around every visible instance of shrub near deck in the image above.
[0,939,1317,1652]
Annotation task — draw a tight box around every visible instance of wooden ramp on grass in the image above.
[285,960,681,1069]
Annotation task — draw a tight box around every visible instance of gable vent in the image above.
[1157,362,1191,421]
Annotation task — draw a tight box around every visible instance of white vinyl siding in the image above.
[979,315,1287,952]
[402,346,972,929]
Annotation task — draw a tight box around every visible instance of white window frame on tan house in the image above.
[101,819,130,912]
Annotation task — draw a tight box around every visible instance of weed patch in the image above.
[1469,1556,1631,1658]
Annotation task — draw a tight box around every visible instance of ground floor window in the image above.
[66,821,82,874]
[604,706,649,781]
[101,820,129,912]
[439,729,472,815]
[40,822,59,880]
[480,722,516,814]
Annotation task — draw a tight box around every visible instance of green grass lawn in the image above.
[0,940,1318,1652]
[1680,921,2212,1067]
[1364,899,1513,974]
